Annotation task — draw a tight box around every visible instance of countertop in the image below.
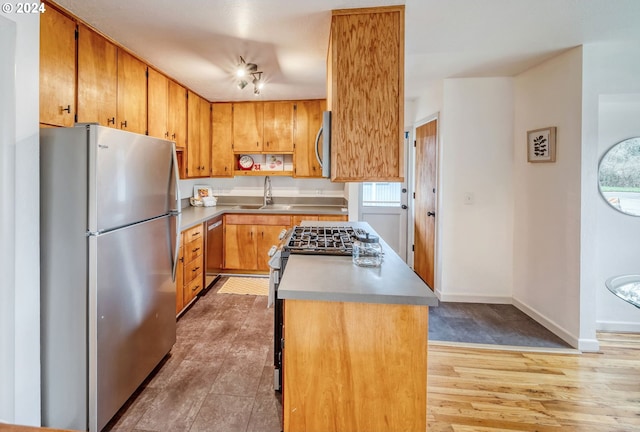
[277,221,439,307]
[179,201,348,231]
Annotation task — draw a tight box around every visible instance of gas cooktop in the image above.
[284,226,366,255]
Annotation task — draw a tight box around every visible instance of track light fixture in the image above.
[236,56,264,94]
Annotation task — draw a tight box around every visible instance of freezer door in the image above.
[89,126,174,232]
[88,216,176,432]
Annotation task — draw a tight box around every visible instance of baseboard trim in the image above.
[597,320,640,333]
[512,298,585,350]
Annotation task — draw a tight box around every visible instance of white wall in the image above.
[513,47,586,348]
[438,78,515,302]
[0,4,40,425]
[595,95,640,331]
[581,42,640,334]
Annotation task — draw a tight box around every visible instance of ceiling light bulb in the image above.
[236,68,246,78]
[257,81,265,90]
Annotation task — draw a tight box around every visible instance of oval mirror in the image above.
[598,137,640,216]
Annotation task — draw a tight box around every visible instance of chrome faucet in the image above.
[263,175,273,206]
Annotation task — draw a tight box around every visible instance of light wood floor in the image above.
[427,332,640,431]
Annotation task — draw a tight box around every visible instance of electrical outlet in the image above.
[464,192,474,205]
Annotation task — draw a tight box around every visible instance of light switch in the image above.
[464,192,474,205]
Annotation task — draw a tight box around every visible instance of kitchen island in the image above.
[277,221,438,432]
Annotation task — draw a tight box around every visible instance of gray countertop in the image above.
[277,221,439,307]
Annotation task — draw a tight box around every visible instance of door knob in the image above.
[427,211,435,217]
[401,205,408,209]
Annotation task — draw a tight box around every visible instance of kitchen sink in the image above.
[233,204,293,210]
[233,204,264,210]
[260,204,292,210]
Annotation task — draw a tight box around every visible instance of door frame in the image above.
[357,131,411,261]
[407,113,441,292]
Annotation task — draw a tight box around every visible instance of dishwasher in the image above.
[205,215,223,289]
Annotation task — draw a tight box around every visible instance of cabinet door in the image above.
[256,225,289,270]
[224,224,258,270]
[293,100,325,178]
[40,7,76,127]
[232,102,263,152]
[264,101,294,152]
[117,50,148,134]
[186,90,202,177]
[212,103,234,177]
[147,68,169,140]
[186,91,200,177]
[329,7,404,182]
[168,80,187,149]
[199,98,212,176]
[77,25,118,127]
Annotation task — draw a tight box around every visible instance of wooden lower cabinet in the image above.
[283,300,428,432]
[176,224,204,315]
[224,214,291,272]
[291,214,347,226]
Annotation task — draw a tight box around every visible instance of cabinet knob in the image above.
[172,133,176,139]
[107,117,115,125]
[61,105,71,113]
[121,120,128,128]
[165,131,169,138]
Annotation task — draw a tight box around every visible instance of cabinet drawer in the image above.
[184,256,203,284]
[183,224,203,243]
[184,236,203,263]
[184,276,204,300]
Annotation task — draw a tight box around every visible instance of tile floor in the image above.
[104,278,282,432]
[429,301,571,348]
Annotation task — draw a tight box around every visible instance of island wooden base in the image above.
[283,299,428,432]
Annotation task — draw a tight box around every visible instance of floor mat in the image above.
[216,277,269,296]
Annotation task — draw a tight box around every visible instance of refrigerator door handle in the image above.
[314,125,323,167]
[170,143,181,212]
[171,212,181,282]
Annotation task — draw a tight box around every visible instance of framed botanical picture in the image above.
[527,127,557,163]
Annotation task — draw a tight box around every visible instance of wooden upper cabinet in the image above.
[186,91,211,177]
[212,103,234,177]
[232,102,263,152]
[264,101,294,152]
[40,6,76,127]
[293,99,326,178]
[77,25,117,127]
[117,50,147,134]
[147,68,169,140]
[168,80,187,149]
[199,97,212,176]
[328,6,405,182]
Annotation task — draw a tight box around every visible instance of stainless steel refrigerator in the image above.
[40,124,181,432]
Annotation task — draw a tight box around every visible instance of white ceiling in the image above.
[53,0,640,102]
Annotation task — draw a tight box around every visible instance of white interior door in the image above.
[358,132,409,261]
